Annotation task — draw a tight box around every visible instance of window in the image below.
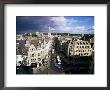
[38,58,41,61]
[79,53,81,56]
[77,46,79,48]
[70,46,72,49]
[85,46,89,48]
[38,53,40,56]
[82,46,84,48]
[31,59,35,62]
[86,42,88,44]
[75,50,78,52]
[32,54,34,57]
[86,46,89,48]
[39,63,42,66]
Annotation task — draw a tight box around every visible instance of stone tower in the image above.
[48,26,51,38]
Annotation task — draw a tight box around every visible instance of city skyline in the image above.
[16,16,94,34]
[16,16,94,74]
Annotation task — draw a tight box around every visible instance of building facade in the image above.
[68,40,92,56]
[27,26,52,66]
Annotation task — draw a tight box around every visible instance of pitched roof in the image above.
[30,39,39,48]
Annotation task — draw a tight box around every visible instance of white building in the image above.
[27,39,52,66]
[36,32,40,35]
[27,27,52,66]
[16,55,27,66]
[68,40,92,56]
[16,34,24,40]
[25,39,31,47]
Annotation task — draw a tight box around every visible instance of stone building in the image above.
[68,40,92,56]
[27,26,52,66]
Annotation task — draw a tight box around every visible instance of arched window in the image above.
[38,53,40,56]
[32,54,34,57]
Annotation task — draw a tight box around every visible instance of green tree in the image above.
[32,33,37,37]
[22,33,30,38]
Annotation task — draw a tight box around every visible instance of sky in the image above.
[16,16,94,34]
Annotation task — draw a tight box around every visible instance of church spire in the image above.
[48,26,51,38]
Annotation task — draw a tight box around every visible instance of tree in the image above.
[32,33,37,37]
[22,33,30,38]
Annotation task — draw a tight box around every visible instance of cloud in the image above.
[75,26,86,30]
[50,16,67,29]
[50,16,78,26]
[61,25,94,34]
[71,29,94,34]
[16,16,51,33]
[66,18,78,26]
[50,17,66,22]
[49,16,79,33]
[16,16,94,34]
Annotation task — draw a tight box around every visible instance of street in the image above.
[16,38,94,74]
